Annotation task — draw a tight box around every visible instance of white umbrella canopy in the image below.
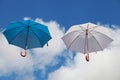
[62,22,113,61]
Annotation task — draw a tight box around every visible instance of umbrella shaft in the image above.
[85,30,89,53]
[25,29,29,50]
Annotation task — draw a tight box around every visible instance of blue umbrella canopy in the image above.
[3,20,51,56]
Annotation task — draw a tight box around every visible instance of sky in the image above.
[0,0,120,80]
[0,0,120,29]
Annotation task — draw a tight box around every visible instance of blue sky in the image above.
[0,0,120,29]
[0,0,120,80]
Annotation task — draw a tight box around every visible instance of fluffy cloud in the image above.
[31,18,66,70]
[48,25,120,80]
[1,18,120,80]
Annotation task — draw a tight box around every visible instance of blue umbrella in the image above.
[3,20,52,57]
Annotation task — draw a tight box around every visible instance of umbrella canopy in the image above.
[62,22,113,61]
[3,20,52,57]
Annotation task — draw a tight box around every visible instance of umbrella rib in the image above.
[88,26,98,32]
[18,21,28,27]
[89,32,104,51]
[93,31,113,41]
[30,23,41,26]
[63,30,85,37]
[67,32,84,50]
[30,29,43,46]
[10,28,25,45]
[79,26,86,32]
[33,27,51,38]
[88,26,98,30]
[4,26,25,32]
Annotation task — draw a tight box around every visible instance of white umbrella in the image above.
[62,22,113,61]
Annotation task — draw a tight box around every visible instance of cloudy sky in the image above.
[0,0,120,80]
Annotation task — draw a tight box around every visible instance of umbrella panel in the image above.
[62,30,113,54]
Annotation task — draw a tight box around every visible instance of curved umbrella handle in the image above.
[85,53,89,62]
[20,50,27,57]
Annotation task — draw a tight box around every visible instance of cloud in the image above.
[31,18,66,70]
[48,25,120,80]
[0,18,66,80]
[1,18,120,80]
[0,32,35,79]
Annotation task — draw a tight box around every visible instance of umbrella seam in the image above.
[18,22,28,27]
[92,31,113,41]
[32,27,51,39]
[67,32,84,50]
[88,26,98,32]
[30,29,43,47]
[30,23,46,27]
[63,30,85,38]
[79,26,86,32]
[88,26,98,30]
[10,28,26,49]
[3,26,25,32]
[89,32,104,51]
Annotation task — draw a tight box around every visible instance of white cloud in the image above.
[1,18,120,80]
[15,73,36,80]
[48,25,120,80]
[31,18,66,70]
[0,33,34,77]
[23,17,31,20]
